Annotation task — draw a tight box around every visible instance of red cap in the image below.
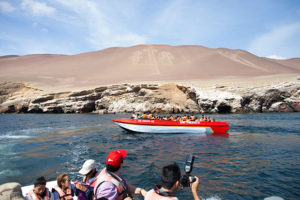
[106,149,127,168]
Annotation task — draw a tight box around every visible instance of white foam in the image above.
[0,135,31,139]
[0,127,56,140]
[1,127,53,135]
[65,126,77,130]
[264,196,284,200]
[203,196,222,200]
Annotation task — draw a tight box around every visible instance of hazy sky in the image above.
[0,0,299,58]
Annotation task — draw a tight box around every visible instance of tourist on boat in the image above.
[200,115,207,121]
[79,159,99,187]
[52,173,81,200]
[191,115,196,121]
[183,115,188,121]
[93,149,147,200]
[144,163,200,200]
[25,176,51,200]
[148,113,153,119]
[76,159,99,199]
[130,113,137,119]
[168,115,175,121]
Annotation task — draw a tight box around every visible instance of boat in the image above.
[112,118,229,134]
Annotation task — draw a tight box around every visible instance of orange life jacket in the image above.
[27,188,50,200]
[144,189,178,200]
[93,168,126,200]
[52,185,73,200]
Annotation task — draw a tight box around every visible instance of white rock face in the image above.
[0,82,299,114]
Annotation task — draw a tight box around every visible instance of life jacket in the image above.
[52,185,73,200]
[82,171,99,187]
[93,168,126,200]
[144,189,178,200]
[27,188,50,200]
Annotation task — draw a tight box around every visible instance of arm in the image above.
[74,182,94,199]
[126,183,147,197]
[190,176,200,200]
[74,182,87,192]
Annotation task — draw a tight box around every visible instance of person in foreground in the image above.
[52,173,89,200]
[25,176,51,200]
[79,159,99,188]
[76,159,100,199]
[144,163,200,200]
[93,149,147,200]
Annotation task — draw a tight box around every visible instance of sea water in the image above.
[0,113,299,200]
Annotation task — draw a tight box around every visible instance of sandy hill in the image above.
[0,45,299,91]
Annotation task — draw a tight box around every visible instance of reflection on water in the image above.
[0,113,300,199]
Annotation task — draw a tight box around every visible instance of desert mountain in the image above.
[0,45,299,90]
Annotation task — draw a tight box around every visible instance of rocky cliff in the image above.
[0,81,299,114]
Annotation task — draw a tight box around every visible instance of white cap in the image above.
[79,159,96,175]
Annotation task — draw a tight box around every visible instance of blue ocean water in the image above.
[0,113,299,200]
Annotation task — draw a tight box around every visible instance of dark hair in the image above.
[34,176,47,187]
[161,163,181,189]
[106,164,120,172]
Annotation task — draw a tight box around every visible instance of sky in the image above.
[0,0,299,59]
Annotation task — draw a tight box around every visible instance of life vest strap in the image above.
[107,171,130,198]
[154,185,172,197]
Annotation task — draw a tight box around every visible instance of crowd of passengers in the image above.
[131,113,216,122]
[25,149,201,200]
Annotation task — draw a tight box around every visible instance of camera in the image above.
[180,154,196,187]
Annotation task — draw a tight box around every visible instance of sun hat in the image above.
[106,149,127,168]
[79,159,96,175]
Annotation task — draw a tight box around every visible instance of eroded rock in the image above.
[0,82,299,114]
